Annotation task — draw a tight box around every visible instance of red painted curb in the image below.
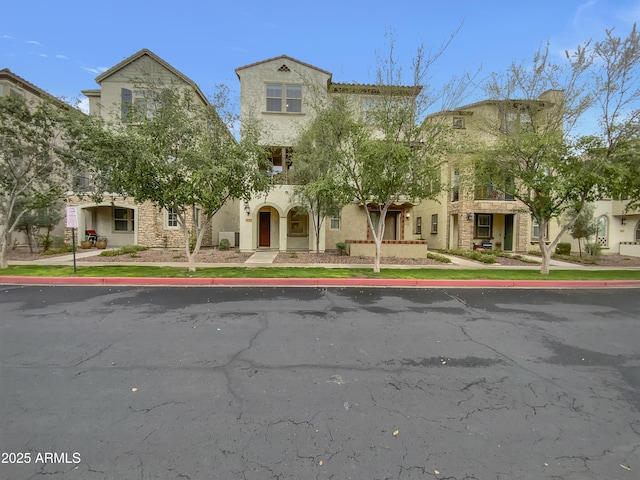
[1,276,640,288]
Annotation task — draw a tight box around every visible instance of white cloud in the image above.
[56,54,68,60]
[2,34,15,39]
[26,40,41,45]
[82,66,100,74]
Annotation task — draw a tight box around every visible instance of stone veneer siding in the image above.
[64,195,212,248]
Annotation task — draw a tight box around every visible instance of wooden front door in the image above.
[259,211,271,247]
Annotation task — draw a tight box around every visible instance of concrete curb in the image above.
[1,276,640,288]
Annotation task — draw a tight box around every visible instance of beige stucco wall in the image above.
[91,56,189,121]
[239,185,324,252]
[237,58,331,147]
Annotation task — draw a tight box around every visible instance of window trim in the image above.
[475,214,492,239]
[415,216,422,235]
[596,215,609,247]
[113,208,134,233]
[330,216,341,230]
[265,83,303,113]
[430,214,438,234]
[531,217,549,241]
[165,207,179,230]
[287,209,308,236]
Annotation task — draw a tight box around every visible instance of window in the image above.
[193,206,201,228]
[9,87,23,98]
[635,221,640,242]
[266,84,302,113]
[122,88,162,122]
[415,216,422,235]
[121,88,132,121]
[166,207,178,229]
[451,169,460,202]
[113,208,134,232]
[288,209,308,235]
[453,117,465,129]
[475,214,492,238]
[532,217,548,240]
[330,217,341,230]
[501,109,534,134]
[596,215,608,247]
[431,214,438,234]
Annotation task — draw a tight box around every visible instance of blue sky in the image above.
[1,0,638,116]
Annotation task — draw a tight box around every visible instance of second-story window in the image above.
[266,84,302,113]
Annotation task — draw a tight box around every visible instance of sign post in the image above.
[66,206,78,274]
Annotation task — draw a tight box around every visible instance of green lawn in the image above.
[2,265,640,280]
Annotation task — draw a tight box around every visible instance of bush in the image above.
[219,238,231,251]
[585,242,602,257]
[42,245,74,255]
[555,243,572,255]
[438,248,497,264]
[426,252,452,263]
[336,242,347,255]
[98,245,149,257]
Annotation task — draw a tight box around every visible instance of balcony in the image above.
[474,186,514,201]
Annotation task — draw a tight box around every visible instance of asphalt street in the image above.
[0,286,638,480]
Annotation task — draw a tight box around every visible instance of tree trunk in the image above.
[539,243,551,275]
[374,239,381,273]
[0,225,8,269]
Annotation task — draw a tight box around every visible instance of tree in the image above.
[291,110,353,253]
[12,199,63,252]
[0,94,78,269]
[566,203,598,258]
[294,31,467,272]
[476,25,640,274]
[82,82,270,272]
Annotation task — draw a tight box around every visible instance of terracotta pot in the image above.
[80,240,92,249]
[96,239,107,249]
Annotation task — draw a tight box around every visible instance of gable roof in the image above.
[1,68,57,100]
[235,54,332,79]
[94,48,209,105]
[1,68,71,109]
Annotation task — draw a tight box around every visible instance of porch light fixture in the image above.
[621,218,627,225]
[405,212,411,219]
[244,201,251,216]
[466,213,473,221]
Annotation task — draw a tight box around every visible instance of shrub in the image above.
[42,245,74,255]
[437,248,496,264]
[555,243,572,255]
[585,242,602,257]
[98,245,149,257]
[336,242,347,255]
[219,238,231,251]
[426,252,452,263]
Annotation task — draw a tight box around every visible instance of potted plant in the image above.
[80,240,92,249]
[95,236,108,249]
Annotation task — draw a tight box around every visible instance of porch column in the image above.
[279,215,287,252]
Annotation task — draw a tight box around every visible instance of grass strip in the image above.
[1,265,640,280]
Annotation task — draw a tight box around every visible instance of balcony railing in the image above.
[474,188,514,201]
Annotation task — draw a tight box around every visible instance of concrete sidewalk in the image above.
[4,249,640,289]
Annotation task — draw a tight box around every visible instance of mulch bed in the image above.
[77,248,253,263]
[274,252,444,265]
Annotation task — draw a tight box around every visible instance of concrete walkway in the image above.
[244,250,280,264]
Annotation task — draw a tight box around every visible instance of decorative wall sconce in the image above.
[244,201,251,216]
[621,218,627,225]
[405,212,411,219]
[466,213,473,221]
